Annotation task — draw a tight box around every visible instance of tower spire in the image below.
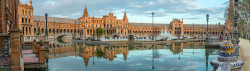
[83,4,88,17]
[85,4,87,9]
[29,0,32,6]
[110,9,112,13]
[123,10,128,21]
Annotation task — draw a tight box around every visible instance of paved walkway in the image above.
[239,38,250,71]
[22,50,39,63]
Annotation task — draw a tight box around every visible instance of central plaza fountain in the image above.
[99,26,176,42]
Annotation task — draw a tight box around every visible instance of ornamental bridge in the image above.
[23,33,75,42]
[53,33,74,39]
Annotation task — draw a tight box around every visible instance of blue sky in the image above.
[20,0,229,24]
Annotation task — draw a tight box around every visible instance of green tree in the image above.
[96,48,105,58]
[238,0,250,37]
[96,27,104,40]
[224,0,250,37]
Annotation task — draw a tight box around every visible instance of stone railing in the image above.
[0,34,11,68]
[207,36,233,44]
[32,40,46,63]
[24,36,48,42]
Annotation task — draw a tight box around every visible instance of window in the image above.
[25,18,27,23]
[22,27,24,34]
[22,18,24,23]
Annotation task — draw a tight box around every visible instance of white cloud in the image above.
[209,1,215,4]
[20,0,226,24]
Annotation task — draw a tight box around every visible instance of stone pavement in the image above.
[22,50,39,63]
[239,38,250,71]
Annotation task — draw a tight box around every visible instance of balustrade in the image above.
[0,37,10,67]
[24,36,47,42]
[4,38,10,67]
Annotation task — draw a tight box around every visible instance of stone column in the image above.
[92,29,94,35]
[31,27,34,36]
[28,27,30,36]
[0,0,3,33]
[23,27,26,36]
[1,0,7,34]
[32,40,36,53]
[39,46,45,63]
[20,34,24,46]
[9,29,21,71]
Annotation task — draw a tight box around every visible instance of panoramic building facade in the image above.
[18,1,228,38]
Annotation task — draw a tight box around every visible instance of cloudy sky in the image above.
[20,0,228,24]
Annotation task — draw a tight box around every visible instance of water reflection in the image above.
[25,40,220,71]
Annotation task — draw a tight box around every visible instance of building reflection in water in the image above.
[79,45,129,68]
[45,40,221,70]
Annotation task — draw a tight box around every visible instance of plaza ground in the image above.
[239,38,250,71]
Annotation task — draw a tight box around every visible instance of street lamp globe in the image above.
[45,13,48,18]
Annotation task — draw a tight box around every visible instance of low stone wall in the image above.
[73,39,205,45]
[73,40,114,45]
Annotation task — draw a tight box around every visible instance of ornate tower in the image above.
[123,10,128,22]
[228,0,234,21]
[83,5,89,17]
[123,10,128,35]
[225,0,234,36]
[18,1,34,36]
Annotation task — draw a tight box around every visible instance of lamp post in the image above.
[206,14,209,41]
[54,21,55,39]
[92,16,95,41]
[219,22,221,40]
[193,23,194,38]
[59,22,60,33]
[84,22,86,40]
[233,0,240,44]
[75,20,77,39]
[45,13,48,40]
[151,12,154,41]
[37,22,39,37]
[78,21,81,40]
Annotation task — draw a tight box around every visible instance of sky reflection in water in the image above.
[46,42,219,71]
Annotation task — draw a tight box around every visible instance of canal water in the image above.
[25,40,220,71]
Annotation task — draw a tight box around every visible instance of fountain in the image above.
[100,26,174,41]
[156,26,175,40]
